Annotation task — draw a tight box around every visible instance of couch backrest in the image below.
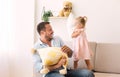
[65,41,120,74]
[94,43,120,74]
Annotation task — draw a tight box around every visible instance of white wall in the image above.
[0,0,34,77]
[9,0,34,77]
[0,0,13,77]
[35,0,120,43]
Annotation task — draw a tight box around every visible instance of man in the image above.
[33,22,94,77]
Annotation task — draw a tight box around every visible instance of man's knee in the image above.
[77,69,95,77]
[45,72,65,77]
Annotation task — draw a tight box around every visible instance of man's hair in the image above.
[37,22,50,34]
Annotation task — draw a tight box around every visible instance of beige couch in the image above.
[65,41,120,77]
[33,41,120,77]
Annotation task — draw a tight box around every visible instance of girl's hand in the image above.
[76,30,81,35]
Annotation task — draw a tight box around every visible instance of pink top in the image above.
[72,28,93,61]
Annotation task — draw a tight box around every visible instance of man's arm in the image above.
[47,57,66,71]
[32,52,43,72]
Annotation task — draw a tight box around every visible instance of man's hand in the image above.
[61,45,73,57]
[57,56,66,67]
[47,56,66,71]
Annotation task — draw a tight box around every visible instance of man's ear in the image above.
[40,30,45,35]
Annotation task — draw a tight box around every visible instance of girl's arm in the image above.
[71,30,81,38]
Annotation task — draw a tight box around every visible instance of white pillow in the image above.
[66,12,75,41]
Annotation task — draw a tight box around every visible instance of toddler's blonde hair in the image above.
[75,16,87,28]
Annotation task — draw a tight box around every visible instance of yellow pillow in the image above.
[36,47,68,74]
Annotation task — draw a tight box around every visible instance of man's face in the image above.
[44,24,54,41]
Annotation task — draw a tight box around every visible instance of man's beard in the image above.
[45,36,53,41]
[48,38,52,41]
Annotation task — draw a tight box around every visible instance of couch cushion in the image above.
[88,42,97,70]
[94,72,120,77]
[95,43,120,73]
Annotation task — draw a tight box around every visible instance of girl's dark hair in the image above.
[37,22,50,34]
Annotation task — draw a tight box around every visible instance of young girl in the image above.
[71,16,93,70]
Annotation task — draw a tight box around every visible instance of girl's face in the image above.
[74,20,83,29]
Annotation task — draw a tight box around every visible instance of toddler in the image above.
[71,16,93,70]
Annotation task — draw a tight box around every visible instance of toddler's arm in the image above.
[71,30,81,38]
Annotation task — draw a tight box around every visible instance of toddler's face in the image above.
[74,20,83,29]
